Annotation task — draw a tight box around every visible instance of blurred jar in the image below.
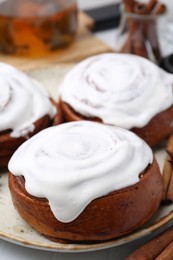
[0,0,77,56]
[115,4,166,64]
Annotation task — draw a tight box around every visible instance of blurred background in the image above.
[78,0,120,10]
[78,0,172,12]
[78,0,173,70]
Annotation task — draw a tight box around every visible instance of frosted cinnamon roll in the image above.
[59,53,173,147]
[0,62,63,169]
[8,121,163,242]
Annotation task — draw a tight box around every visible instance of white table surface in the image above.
[0,237,156,260]
[1,1,173,259]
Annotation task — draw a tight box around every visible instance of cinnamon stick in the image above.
[166,134,173,159]
[145,19,161,62]
[155,241,173,260]
[152,3,166,15]
[165,167,173,202]
[144,1,163,62]
[131,26,149,58]
[120,37,133,54]
[121,0,165,63]
[121,2,149,58]
[162,155,173,201]
[126,227,173,260]
[123,0,136,13]
[134,2,161,62]
[162,134,173,202]
[146,0,158,13]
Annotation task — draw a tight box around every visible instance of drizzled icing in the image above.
[8,121,153,223]
[60,53,173,129]
[0,62,56,138]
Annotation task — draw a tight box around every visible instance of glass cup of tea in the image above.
[0,0,77,56]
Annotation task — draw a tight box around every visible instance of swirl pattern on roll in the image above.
[60,53,173,129]
[0,62,56,138]
[9,121,153,223]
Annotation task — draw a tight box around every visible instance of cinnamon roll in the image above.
[59,53,173,147]
[8,121,163,243]
[0,62,63,169]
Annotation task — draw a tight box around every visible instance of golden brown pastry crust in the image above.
[59,99,173,147]
[8,158,163,243]
[0,100,64,170]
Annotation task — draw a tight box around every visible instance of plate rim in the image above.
[0,196,173,253]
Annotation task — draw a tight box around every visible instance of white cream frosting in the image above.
[60,53,173,129]
[8,121,153,223]
[0,62,56,138]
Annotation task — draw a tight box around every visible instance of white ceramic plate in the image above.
[0,162,173,253]
[0,65,173,252]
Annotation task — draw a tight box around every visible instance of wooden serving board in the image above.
[0,12,113,71]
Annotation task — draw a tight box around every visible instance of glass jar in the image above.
[115,6,166,64]
[0,0,77,56]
